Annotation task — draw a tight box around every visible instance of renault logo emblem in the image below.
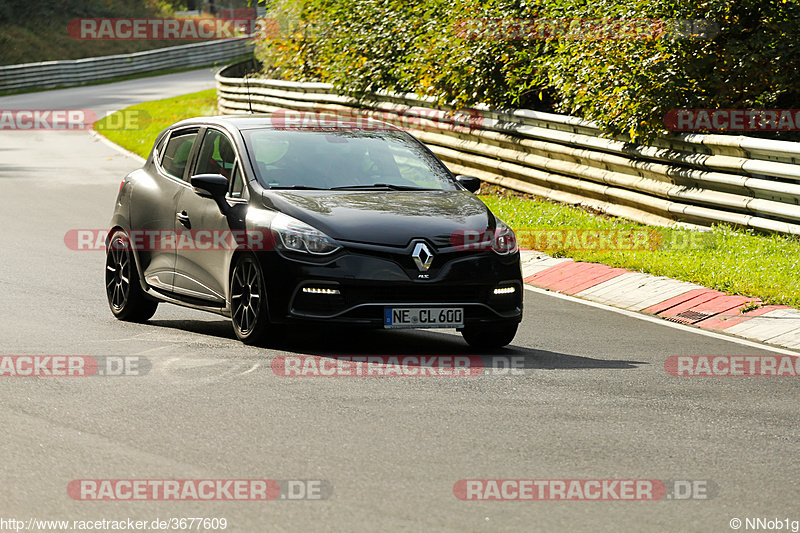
[412,242,434,271]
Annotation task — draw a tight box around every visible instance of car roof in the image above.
[169,114,402,132]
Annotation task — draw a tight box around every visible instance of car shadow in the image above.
[143,320,646,371]
[147,319,238,341]
[280,326,647,371]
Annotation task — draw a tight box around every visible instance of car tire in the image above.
[105,231,158,322]
[461,324,518,350]
[230,254,280,346]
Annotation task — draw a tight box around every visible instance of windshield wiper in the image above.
[269,185,325,190]
[330,183,427,191]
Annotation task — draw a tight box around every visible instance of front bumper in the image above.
[257,242,523,328]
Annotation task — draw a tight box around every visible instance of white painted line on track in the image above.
[524,284,800,356]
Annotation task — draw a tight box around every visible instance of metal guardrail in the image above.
[216,62,800,235]
[0,38,254,92]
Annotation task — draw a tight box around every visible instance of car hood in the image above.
[261,190,495,247]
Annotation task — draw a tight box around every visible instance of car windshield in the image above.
[242,129,458,191]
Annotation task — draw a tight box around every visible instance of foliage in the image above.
[253,0,800,140]
[0,0,195,66]
[0,0,178,25]
[529,0,800,141]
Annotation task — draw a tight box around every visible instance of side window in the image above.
[160,131,198,180]
[229,165,246,199]
[195,129,237,180]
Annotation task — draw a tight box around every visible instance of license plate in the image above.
[384,307,464,329]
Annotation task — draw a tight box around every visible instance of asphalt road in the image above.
[0,69,798,533]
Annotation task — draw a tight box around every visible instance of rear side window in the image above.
[160,131,198,180]
[153,135,167,160]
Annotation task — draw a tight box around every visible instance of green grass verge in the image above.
[480,186,800,308]
[95,89,218,158]
[95,92,800,308]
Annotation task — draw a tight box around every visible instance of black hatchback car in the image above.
[105,115,523,348]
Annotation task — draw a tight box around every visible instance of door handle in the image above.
[176,211,191,228]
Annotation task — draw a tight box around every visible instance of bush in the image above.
[254,0,324,81]
[0,0,177,24]
[527,0,800,141]
[253,0,800,141]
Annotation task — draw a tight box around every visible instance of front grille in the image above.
[344,284,486,305]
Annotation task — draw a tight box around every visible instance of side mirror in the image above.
[191,174,229,199]
[456,175,481,193]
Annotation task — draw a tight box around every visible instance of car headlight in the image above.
[271,213,341,255]
[491,218,518,255]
